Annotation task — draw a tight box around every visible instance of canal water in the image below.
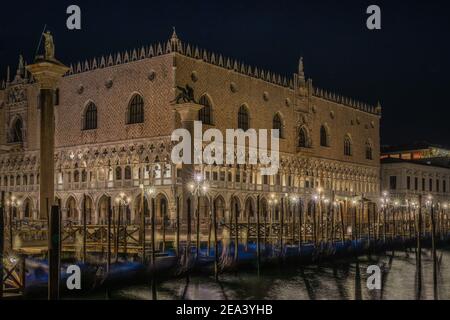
[85,248,450,300]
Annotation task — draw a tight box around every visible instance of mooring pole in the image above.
[234,203,239,262]
[417,195,422,272]
[280,197,285,255]
[298,200,303,252]
[176,196,180,257]
[107,197,112,272]
[115,204,121,263]
[196,194,200,260]
[140,185,145,262]
[82,194,87,263]
[185,198,191,266]
[0,203,4,299]
[48,205,61,300]
[212,198,219,280]
[340,202,345,244]
[256,195,261,270]
[151,197,156,269]
[9,195,13,251]
[431,202,438,299]
[162,200,166,253]
[207,198,212,256]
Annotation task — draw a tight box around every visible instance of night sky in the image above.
[0,0,449,147]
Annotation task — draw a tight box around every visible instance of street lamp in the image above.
[6,196,21,250]
[189,173,209,260]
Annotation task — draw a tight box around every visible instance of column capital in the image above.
[174,103,203,122]
[26,58,68,90]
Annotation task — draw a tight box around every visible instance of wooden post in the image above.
[185,198,191,265]
[280,197,285,255]
[115,204,121,263]
[82,194,87,263]
[340,202,345,244]
[48,205,61,300]
[431,202,437,299]
[162,200,166,253]
[176,196,180,257]
[196,195,200,260]
[151,197,156,268]
[234,203,239,261]
[9,203,13,250]
[312,201,317,245]
[331,192,336,243]
[256,195,261,269]
[207,200,212,257]
[212,197,219,280]
[0,205,4,299]
[140,187,145,262]
[417,195,422,275]
[298,200,303,252]
[107,197,112,272]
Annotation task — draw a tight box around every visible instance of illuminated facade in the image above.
[0,31,381,223]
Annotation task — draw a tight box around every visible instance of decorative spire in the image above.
[298,57,305,76]
[171,26,178,41]
[17,54,24,76]
[170,26,181,51]
[6,65,10,83]
[298,57,305,87]
[375,101,382,114]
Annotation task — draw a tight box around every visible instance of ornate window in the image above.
[365,141,373,160]
[198,95,213,125]
[273,113,283,138]
[115,167,122,180]
[344,135,352,156]
[320,125,329,147]
[298,127,309,148]
[83,102,97,130]
[124,166,132,180]
[238,105,249,131]
[74,170,80,183]
[128,94,144,124]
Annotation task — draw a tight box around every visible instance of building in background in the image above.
[0,30,381,224]
[381,142,450,204]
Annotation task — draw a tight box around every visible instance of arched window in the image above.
[81,170,87,182]
[124,166,132,180]
[84,102,97,130]
[298,127,309,148]
[128,94,144,124]
[115,166,122,180]
[344,135,352,156]
[74,170,80,183]
[273,113,283,138]
[365,141,373,160]
[320,125,329,147]
[198,95,212,125]
[238,105,249,131]
[11,118,23,143]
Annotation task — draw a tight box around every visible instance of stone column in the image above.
[174,103,203,222]
[27,58,68,219]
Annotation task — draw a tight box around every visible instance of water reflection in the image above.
[105,248,450,300]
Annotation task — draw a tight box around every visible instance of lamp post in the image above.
[143,187,156,265]
[189,173,209,261]
[139,184,156,263]
[6,196,21,250]
[114,193,131,262]
[268,194,278,243]
[380,191,390,242]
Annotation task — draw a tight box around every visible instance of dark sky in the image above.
[0,0,449,146]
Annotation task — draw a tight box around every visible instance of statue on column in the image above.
[43,31,55,60]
